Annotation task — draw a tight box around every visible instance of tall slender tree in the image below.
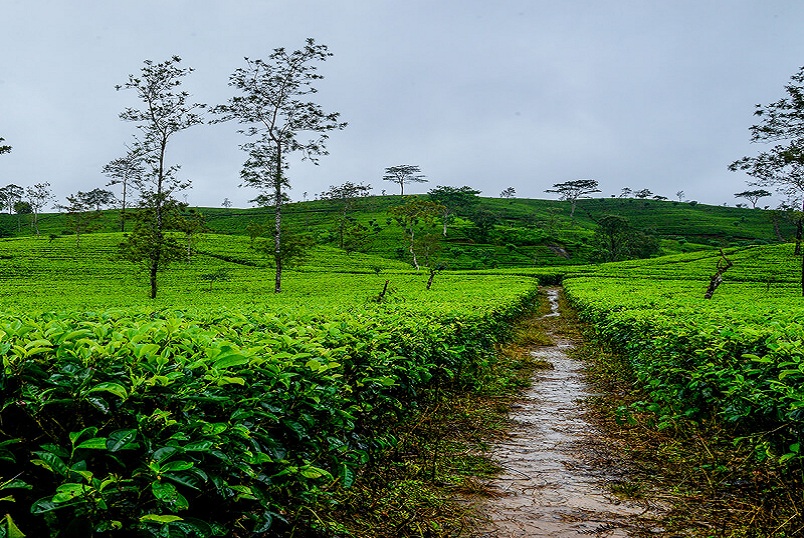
[427,185,480,236]
[103,146,144,232]
[319,181,372,248]
[115,56,206,299]
[25,182,53,236]
[56,191,105,247]
[215,38,347,293]
[0,184,24,215]
[389,197,444,270]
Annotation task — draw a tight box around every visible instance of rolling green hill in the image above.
[0,195,794,271]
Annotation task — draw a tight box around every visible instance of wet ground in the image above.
[472,288,666,537]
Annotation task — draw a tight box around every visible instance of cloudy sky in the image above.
[2,1,803,208]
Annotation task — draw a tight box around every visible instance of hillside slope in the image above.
[0,195,793,269]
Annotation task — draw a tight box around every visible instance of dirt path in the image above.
[472,287,666,537]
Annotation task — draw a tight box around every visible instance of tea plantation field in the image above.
[555,244,804,467]
[0,232,540,537]
[2,228,804,536]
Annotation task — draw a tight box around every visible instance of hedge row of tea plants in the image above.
[0,287,537,537]
[563,270,804,465]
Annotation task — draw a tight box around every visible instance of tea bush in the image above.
[562,245,804,465]
[0,284,537,537]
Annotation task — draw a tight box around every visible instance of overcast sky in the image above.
[2,1,804,209]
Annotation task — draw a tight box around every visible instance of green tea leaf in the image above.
[151,481,178,502]
[68,427,98,446]
[52,483,85,503]
[88,382,128,399]
[161,460,194,472]
[76,438,108,450]
[4,514,25,538]
[139,514,184,524]
[106,429,138,452]
[31,452,69,477]
[212,353,249,370]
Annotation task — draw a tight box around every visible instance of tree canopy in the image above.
[104,146,145,232]
[427,185,480,236]
[734,189,773,209]
[729,66,804,204]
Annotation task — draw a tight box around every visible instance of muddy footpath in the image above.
[471,288,669,537]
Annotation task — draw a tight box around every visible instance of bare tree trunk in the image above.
[796,217,802,256]
[149,259,158,299]
[274,147,283,294]
[121,177,128,232]
[442,209,449,237]
[771,212,784,242]
[375,279,390,302]
[704,249,733,300]
[149,142,167,300]
[408,227,419,269]
[426,268,436,290]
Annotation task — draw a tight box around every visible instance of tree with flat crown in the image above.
[383,164,427,195]
[734,189,772,209]
[545,179,600,218]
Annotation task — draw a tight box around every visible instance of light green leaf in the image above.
[76,438,108,450]
[52,483,85,503]
[89,382,128,399]
[4,513,26,538]
[212,353,249,370]
[139,514,184,524]
[68,427,98,446]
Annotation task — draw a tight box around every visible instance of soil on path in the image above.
[472,287,667,537]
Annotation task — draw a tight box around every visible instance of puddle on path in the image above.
[472,288,665,537]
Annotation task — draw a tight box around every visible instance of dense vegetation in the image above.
[0,228,539,536]
[1,196,803,536]
[0,195,793,271]
[563,245,804,458]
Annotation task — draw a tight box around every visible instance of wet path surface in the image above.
[473,288,664,537]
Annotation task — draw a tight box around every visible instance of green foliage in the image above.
[119,206,186,278]
[0,195,793,270]
[590,214,659,262]
[389,198,445,270]
[0,279,537,536]
[560,244,804,469]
